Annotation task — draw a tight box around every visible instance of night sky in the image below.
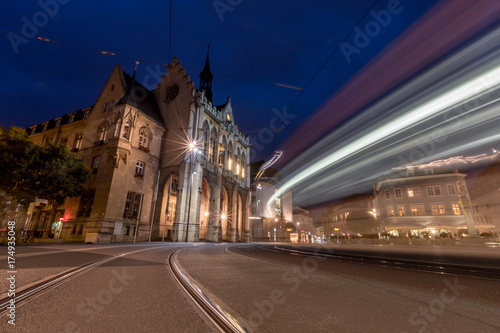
[1,0,442,162]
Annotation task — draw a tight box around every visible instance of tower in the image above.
[199,45,213,102]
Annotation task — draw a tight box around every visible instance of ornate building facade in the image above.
[26,53,251,243]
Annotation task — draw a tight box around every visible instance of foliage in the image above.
[0,126,91,206]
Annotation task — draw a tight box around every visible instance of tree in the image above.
[0,126,91,207]
[0,126,37,203]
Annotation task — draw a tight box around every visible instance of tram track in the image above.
[168,249,257,333]
[0,247,155,317]
[266,245,500,280]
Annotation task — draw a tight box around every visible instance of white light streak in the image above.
[268,65,500,209]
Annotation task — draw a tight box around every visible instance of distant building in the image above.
[373,166,491,238]
[316,194,374,242]
[25,52,251,243]
[249,163,293,242]
[293,207,314,243]
[469,158,500,233]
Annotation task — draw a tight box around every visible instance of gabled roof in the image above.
[118,71,163,126]
[216,100,229,110]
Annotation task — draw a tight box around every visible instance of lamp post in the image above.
[297,222,300,243]
[184,143,197,242]
[133,164,147,243]
[256,184,262,242]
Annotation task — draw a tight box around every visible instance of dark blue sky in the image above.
[1,0,441,161]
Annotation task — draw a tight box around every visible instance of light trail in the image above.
[267,64,500,209]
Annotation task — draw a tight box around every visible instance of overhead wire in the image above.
[268,0,382,153]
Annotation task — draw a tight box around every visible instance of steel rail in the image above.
[168,250,253,333]
[0,247,155,317]
[267,245,500,280]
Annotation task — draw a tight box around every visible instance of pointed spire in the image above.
[199,43,213,102]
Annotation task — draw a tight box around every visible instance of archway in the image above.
[199,179,210,239]
[160,173,179,240]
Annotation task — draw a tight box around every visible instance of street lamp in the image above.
[297,222,300,243]
[256,184,262,217]
[185,140,198,242]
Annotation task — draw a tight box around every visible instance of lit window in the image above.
[384,190,390,199]
[228,158,232,170]
[407,188,421,197]
[394,188,402,198]
[452,203,461,215]
[431,204,446,215]
[410,205,425,216]
[387,206,394,217]
[398,205,405,216]
[447,184,457,195]
[427,186,442,196]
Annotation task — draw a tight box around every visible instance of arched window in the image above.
[98,121,110,142]
[209,128,217,165]
[122,119,131,139]
[138,127,150,148]
[218,137,226,166]
[227,142,233,171]
[202,122,210,160]
[235,149,241,175]
[241,152,246,179]
[114,118,122,137]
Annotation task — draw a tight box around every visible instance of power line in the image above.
[269,0,382,152]
[1,28,280,89]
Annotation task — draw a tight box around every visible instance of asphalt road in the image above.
[1,242,500,333]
